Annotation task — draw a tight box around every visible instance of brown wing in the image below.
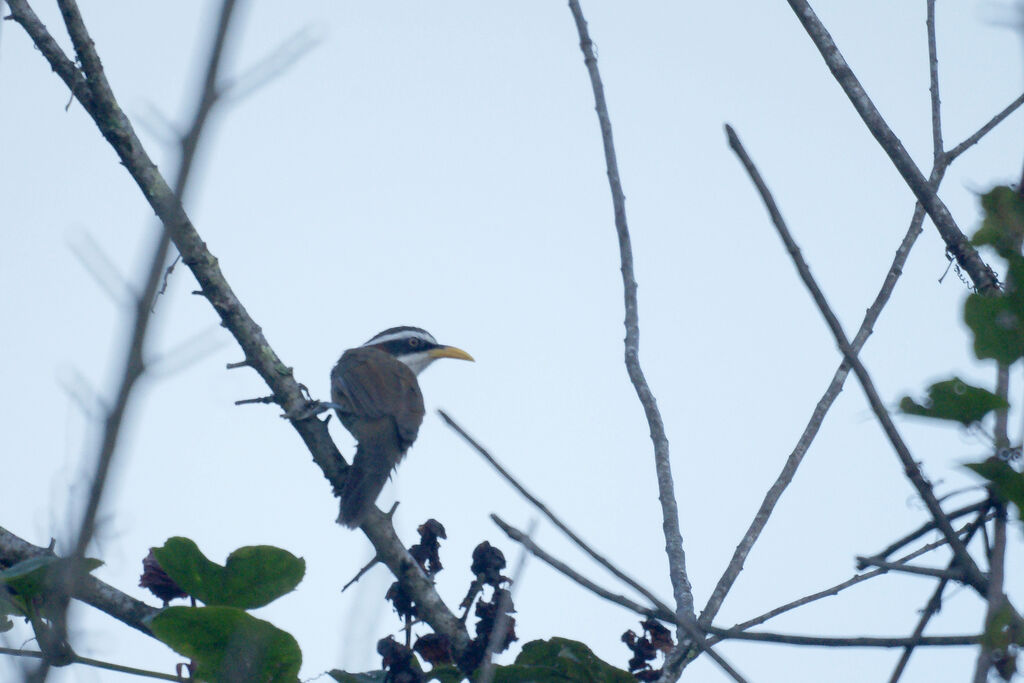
[331,346,424,448]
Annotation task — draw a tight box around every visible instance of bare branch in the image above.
[0,526,158,636]
[945,92,1024,164]
[477,520,536,683]
[491,515,749,683]
[219,26,321,103]
[724,123,988,593]
[888,508,989,683]
[973,357,1012,681]
[972,506,1008,682]
[854,557,964,581]
[869,498,988,562]
[439,410,672,616]
[784,0,998,292]
[6,0,470,657]
[0,648,184,682]
[700,176,933,626]
[705,627,979,648]
[728,515,985,634]
[68,232,133,306]
[926,0,942,164]
[566,0,694,633]
[491,514,672,622]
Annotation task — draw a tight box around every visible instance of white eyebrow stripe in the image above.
[363,330,437,346]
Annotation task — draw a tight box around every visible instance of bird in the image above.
[330,326,474,527]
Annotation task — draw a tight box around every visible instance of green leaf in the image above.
[425,664,464,683]
[328,671,387,683]
[964,253,1024,365]
[973,186,1024,257]
[982,602,1024,650]
[490,664,575,683]
[152,537,305,609]
[966,460,1024,518]
[502,638,634,683]
[149,606,301,683]
[899,378,1008,426]
[0,556,103,601]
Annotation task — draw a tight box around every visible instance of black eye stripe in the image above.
[376,338,435,356]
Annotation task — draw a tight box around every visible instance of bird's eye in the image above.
[409,338,420,347]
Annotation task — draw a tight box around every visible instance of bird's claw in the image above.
[281,400,340,421]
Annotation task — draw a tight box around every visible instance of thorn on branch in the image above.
[234,395,276,407]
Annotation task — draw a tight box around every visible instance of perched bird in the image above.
[331,327,474,527]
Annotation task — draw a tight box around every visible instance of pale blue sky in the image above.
[2,1,1023,681]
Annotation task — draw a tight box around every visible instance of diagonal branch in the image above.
[0,526,158,636]
[490,516,749,683]
[945,93,1024,164]
[785,0,998,293]
[704,628,979,648]
[726,514,985,636]
[566,0,694,633]
[702,8,1022,620]
[725,123,988,594]
[439,410,673,616]
[700,173,930,626]
[491,514,673,622]
[5,0,469,657]
[888,507,989,683]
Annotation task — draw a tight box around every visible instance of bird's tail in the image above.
[338,444,394,528]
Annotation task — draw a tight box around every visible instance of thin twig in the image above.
[491,514,672,622]
[705,627,978,648]
[0,526,158,636]
[945,93,1024,163]
[870,499,988,561]
[439,410,672,616]
[566,0,694,639]
[219,25,321,103]
[0,648,184,681]
[702,52,1024,625]
[700,3,958,616]
[34,5,242,677]
[785,0,998,292]
[972,360,1012,682]
[490,516,748,682]
[727,516,984,634]
[972,504,1008,683]
[725,123,988,594]
[700,188,930,626]
[888,508,989,683]
[994,365,1010,452]
[853,557,964,581]
[6,0,469,658]
[478,521,536,683]
[926,0,942,165]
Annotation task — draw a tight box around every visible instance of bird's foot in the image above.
[281,400,342,421]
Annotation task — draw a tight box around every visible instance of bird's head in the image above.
[362,326,474,376]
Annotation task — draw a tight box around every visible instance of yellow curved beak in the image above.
[429,345,475,362]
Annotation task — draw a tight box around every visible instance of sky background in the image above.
[2,1,1024,681]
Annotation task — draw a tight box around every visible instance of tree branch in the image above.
[945,93,1024,164]
[784,0,998,292]
[439,410,672,616]
[727,515,984,635]
[0,526,158,636]
[705,627,979,648]
[490,516,749,683]
[490,514,673,622]
[566,0,694,636]
[888,508,989,683]
[724,123,988,594]
[5,0,470,657]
